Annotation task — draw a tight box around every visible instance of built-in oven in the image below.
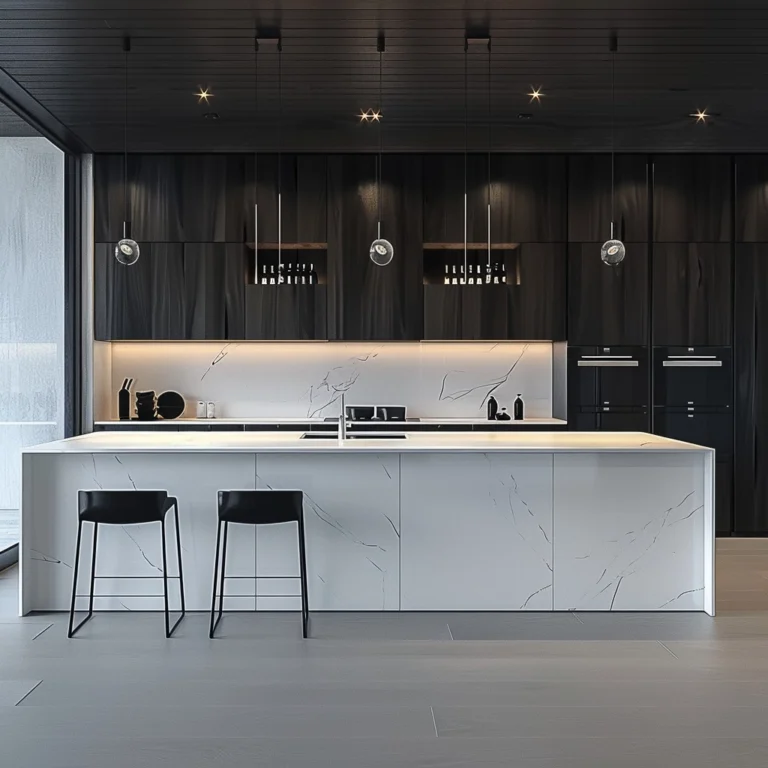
[653,347,732,408]
[568,346,649,409]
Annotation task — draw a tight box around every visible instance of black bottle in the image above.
[487,395,498,421]
[513,394,524,421]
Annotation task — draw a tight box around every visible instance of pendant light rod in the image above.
[278,37,283,278]
[463,36,468,280]
[486,37,492,272]
[122,35,130,236]
[253,34,259,283]
[377,34,384,239]
[610,33,616,226]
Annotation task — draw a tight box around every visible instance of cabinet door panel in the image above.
[568,242,649,346]
[652,243,731,346]
[491,155,566,242]
[328,155,423,340]
[734,245,768,532]
[716,460,733,536]
[568,155,649,242]
[653,155,731,242]
[245,285,327,340]
[507,244,565,340]
[736,155,768,242]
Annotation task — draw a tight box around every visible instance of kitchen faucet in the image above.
[338,392,348,441]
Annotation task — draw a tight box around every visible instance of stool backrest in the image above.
[78,490,170,524]
[218,490,303,525]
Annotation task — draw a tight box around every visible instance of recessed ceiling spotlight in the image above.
[359,110,370,121]
[203,112,220,120]
[517,112,533,120]
[528,86,545,103]
[689,108,709,123]
[359,109,382,122]
[195,87,214,104]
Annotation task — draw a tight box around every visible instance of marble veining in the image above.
[103,341,553,420]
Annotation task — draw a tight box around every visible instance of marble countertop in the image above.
[25,431,712,454]
[93,417,568,427]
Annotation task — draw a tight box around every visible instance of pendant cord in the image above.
[610,39,616,235]
[254,35,259,282]
[277,42,282,275]
[487,39,491,270]
[123,40,128,228]
[378,42,382,232]
[463,41,468,277]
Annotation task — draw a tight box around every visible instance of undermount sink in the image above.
[300,432,408,440]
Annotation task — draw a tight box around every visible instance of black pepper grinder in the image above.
[513,394,525,421]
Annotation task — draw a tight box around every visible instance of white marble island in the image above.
[20,432,715,616]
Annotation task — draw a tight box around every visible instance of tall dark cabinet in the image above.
[327,155,423,340]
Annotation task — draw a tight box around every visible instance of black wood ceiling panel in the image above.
[2,2,768,149]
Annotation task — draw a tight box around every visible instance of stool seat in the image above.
[79,490,176,525]
[217,489,303,525]
[210,489,309,638]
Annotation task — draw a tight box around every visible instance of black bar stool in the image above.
[68,490,186,638]
[209,490,309,639]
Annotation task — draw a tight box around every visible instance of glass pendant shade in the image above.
[601,238,626,266]
[369,238,394,266]
[115,237,140,266]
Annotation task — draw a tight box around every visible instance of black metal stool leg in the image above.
[161,511,185,638]
[297,514,309,639]
[68,521,97,638]
[210,521,229,638]
[173,503,186,618]
[209,520,222,638]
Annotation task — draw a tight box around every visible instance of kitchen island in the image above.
[20,431,715,615]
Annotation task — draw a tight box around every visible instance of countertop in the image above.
[93,417,568,427]
[24,431,712,454]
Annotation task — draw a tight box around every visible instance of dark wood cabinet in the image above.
[95,242,247,340]
[652,243,732,346]
[734,244,768,532]
[423,245,564,341]
[735,155,768,242]
[568,242,649,345]
[94,154,247,243]
[491,154,566,242]
[245,285,327,340]
[568,155,649,243]
[652,155,732,242]
[328,155,423,340]
[95,242,185,340]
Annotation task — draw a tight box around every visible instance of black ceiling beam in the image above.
[0,65,90,154]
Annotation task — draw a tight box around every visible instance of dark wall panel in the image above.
[567,155,649,243]
[653,155,732,242]
[652,243,732,346]
[568,242,649,346]
[736,155,768,242]
[734,244,768,533]
[245,285,327,340]
[328,154,423,340]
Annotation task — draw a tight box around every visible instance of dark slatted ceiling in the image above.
[0,1,767,151]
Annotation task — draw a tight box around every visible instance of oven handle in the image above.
[578,360,639,367]
[662,360,723,367]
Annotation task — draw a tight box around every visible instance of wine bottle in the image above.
[444,265,450,285]
[269,265,276,285]
[451,265,458,285]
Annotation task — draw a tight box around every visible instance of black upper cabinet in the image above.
[95,242,246,340]
[245,285,327,340]
[95,243,185,340]
[423,244,565,341]
[652,155,731,242]
[492,155,566,242]
[652,243,732,346]
[567,155,649,242]
[328,155,423,340]
[244,154,327,245]
[735,155,768,242]
[568,242,649,346]
[734,245,768,532]
[94,154,247,243]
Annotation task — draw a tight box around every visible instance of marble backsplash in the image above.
[99,342,555,420]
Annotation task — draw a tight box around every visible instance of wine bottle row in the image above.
[257,263,319,286]
[443,262,507,286]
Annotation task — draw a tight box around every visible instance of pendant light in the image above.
[601,31,626,266]
[369,34,394,266]
[115,36,140,265]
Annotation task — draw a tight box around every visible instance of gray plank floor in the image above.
[3,565,768,767]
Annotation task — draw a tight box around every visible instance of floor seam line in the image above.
[430,705,439,737]
[30,623,53,640]
[14,679,43,707]
[446,623,454,640]
[656,639,679,659]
